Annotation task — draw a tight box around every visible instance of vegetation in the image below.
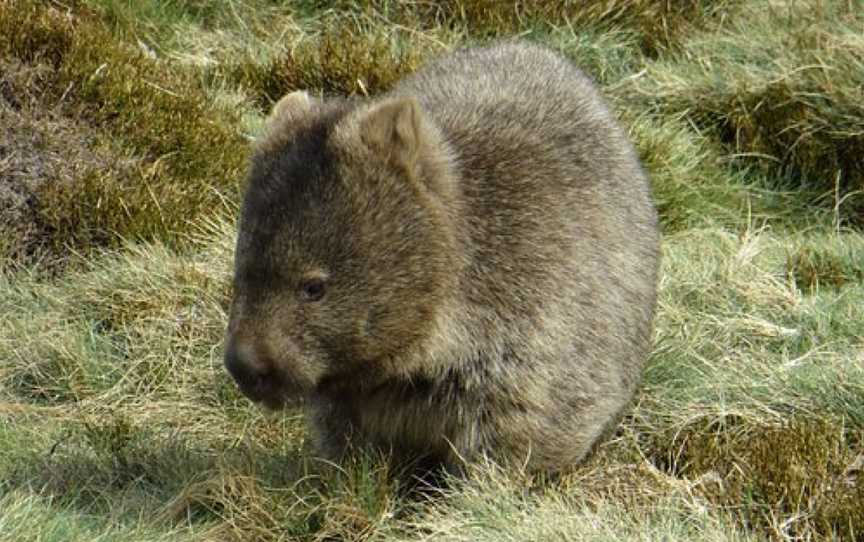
[0,1,246,267]
[627,0,864,224]
[1,0,861,540]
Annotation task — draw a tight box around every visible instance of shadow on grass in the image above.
[1,407,415,541]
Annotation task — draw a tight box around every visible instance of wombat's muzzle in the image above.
[224,336,295,409]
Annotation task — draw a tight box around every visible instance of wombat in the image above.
[224,41,659,474]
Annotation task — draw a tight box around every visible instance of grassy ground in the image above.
[1,0,862,540]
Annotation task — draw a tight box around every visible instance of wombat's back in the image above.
[386,42,660,468]
[391,41,657,285]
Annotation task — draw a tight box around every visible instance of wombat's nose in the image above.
[224,337,272,401]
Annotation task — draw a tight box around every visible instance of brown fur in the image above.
[225,41,660,473]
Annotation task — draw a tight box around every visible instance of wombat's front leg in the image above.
[304,396,356,463]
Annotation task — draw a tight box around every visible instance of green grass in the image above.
[396,463,758,542]
[1,0,862,540]
[626,0,864,225]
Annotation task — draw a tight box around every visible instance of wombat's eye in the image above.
[300,278,326,302]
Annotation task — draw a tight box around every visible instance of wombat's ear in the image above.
[267,90,313,123]
[256,91,321,151]
[358,97,423,169]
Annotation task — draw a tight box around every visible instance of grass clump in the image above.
[644,415,864,541]
[786,235,864,293]
[635,225,864,538]
[626,113,798,232]
[0,61,133,268]
[133,0,741,112]
[647,226,864,414]
[228,15,437,106]
[326,0,740,55]
[0,0,76,66]
[628,0,864,224]
[0,1,247,263]
[158,451,405,542]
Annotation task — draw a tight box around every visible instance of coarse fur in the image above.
[225,41,660,474]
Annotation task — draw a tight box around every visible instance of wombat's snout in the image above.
[224,336,280,406]
[224,331,311,409]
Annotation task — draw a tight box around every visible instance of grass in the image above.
[396,463,759,542]
[225,14,437,105]
[1,0,862,540]
[0,0,247,268]
[626,0,864,225]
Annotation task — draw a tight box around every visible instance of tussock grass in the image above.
[0,220,233,404]
[631,227,864,539]
[628,0,864,224]
[0,60,136,268]
[626,111,835,233]
[85,0,303,85]
[227,14,439,105]
[644,416,864,540]
[317,0,740,55]
[78,0,738,107]
[2,0,863,540]
[628,113,771,232]
[0,1,246,262]
[631,226,864,540]
[787,235,864,293]
[649,227,864,414]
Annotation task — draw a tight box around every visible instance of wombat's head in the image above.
[225,91,460,408]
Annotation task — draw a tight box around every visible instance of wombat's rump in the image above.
[225,41,659,473]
